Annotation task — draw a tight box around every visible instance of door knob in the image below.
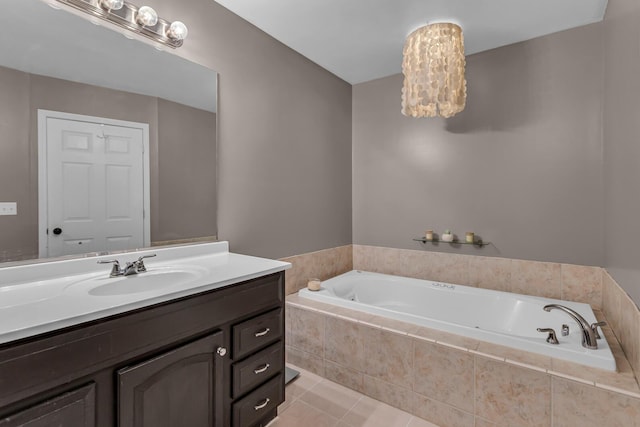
[216,347,227,357]
[52,227,62,235]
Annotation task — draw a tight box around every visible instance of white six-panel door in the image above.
[38,111,150,258]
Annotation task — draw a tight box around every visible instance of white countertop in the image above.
[0,242,290,345]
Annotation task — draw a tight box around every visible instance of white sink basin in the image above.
[67,266,208,296]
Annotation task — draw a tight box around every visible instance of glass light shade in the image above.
[401,23,467,118]
[136,6,158,26]
[99,0,124,10]
[167,21,188,41]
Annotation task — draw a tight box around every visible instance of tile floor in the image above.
[270,365,438,427]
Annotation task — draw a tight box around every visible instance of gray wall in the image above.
[157,98,216,242]
[603,0,640,303]
[143,0,353,259]
[0,67,216,261]
[353,24,604,266]
[0,66,32,261]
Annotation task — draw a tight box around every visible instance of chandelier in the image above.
[401,23,466,118]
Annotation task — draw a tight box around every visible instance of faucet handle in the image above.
[97,260,122,277]
[590,321,607,339]
[135,254,156,272]
[537,328,559,344]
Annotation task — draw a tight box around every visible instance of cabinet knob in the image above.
[216,347,227,357]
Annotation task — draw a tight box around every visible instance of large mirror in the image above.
[0,0,218,264]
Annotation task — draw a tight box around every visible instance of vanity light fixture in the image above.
[135,5,158,27]
[98,0,123,11]
[401,22,467,118]
[166,21,188,41]
[52,0,188,48]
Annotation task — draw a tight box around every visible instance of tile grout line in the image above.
[334,395,364,426]
[550,375,555,427]
[473,353,477,426]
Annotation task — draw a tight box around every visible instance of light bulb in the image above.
[99,0,124,10]
[166,21,188,41]
[136,6,158,26]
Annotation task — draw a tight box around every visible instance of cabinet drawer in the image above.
[232,343,283,399]
[0,384,95,427]
[232,309,282,359]
[232,374,283,427]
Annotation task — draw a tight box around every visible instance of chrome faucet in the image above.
[98,254,156,278]
[543,304,601,350]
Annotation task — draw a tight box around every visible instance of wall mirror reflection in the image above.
[0,0,218,263]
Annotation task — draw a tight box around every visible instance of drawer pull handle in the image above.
[254,328,271,337]
[254,363,270,374]
[254,398,270,411]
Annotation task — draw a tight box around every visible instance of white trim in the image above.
[37,109,151,258]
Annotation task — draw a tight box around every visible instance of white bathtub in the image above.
[298,270,616,371]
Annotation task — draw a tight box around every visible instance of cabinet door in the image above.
[0,383,95,427]
[118,332,225,427]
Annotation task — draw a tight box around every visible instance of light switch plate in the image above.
[0,202,17,216]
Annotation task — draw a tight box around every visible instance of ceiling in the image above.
[213,0,608,84]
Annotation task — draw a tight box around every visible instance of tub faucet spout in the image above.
[543,304,598,349]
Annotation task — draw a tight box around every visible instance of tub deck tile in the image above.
[286,346,325,377]
[325,316,366,372]
[413,340,475,413]
[475,357,552,426]
[286,293,640,400]
[329,306,377,323]
[410,325,480,351]
[595,382,640,399]
[552,378,640,427]
[361,326,414,389]
[550,356,640,396]
[286,293,332,311]
[324,361,365,394]
[468,349,505,362]
[546,369,595,386]
[366,314,422,336]
[505,358,548,374]
[475,341,552,371]
[362,374,414,413]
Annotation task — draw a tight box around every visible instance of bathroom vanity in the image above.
[0,242,289,427]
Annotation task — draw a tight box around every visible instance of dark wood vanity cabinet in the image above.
[0,384,96,427]
[0,272,285,427]
[117,332,225,427]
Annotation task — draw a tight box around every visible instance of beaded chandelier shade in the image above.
[401,23,467,118]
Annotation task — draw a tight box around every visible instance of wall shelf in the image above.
[413,238,491,247]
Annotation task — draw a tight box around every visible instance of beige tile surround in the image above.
[352,245,603,309]
[281,245,353,296]
[281,243,640,425]
[286,295,640,427]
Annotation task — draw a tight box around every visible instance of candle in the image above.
[425,230,434,241]
[307,278,322,291]
[466,232,474,243]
